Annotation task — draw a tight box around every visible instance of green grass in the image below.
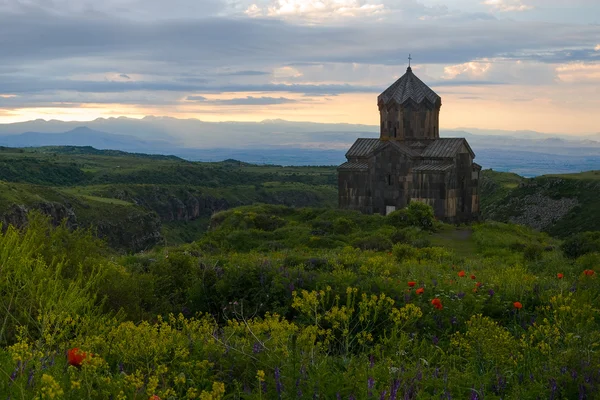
[429,225,477,258]
[544,170,600,180]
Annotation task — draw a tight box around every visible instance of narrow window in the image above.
[387,175,392,185]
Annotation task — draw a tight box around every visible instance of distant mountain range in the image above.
[0,117,598,176]
[0,126,172,153]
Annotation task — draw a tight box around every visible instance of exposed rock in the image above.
[506,193,579,231]
[0,201,162,253]
[1,202,78,230]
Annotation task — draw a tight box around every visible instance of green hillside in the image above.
[481,169,600,237]
[1,204,598,399]
[0,146,338,251]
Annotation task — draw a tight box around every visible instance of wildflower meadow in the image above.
[1,205,599,399]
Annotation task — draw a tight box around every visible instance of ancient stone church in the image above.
[338,65,481,222]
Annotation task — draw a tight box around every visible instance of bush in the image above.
[390,227,419,244]
[392,242,418,261]
[352,234,393,251]
[332,217,357,234]
[523,243,544,261]
[561,231,600,258]
[386,202,436,231]
[405,201,436,230]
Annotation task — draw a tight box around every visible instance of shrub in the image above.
[523,243,544,261]
[332,217,357,234]
[352,234,393,251]
[392,243,418,261]
[390,226,423,244]
[386,202,436,231]
[405,201,435,230]
[561,231,600,258]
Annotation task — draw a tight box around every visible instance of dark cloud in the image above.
[186,96,299,105]
[218,70,271,76]
[186,95,207,101]
[1,11,598,69]
[0,3,599,111]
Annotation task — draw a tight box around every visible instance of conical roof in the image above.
[378,67,441,107]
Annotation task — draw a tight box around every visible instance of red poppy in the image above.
[475,282,483,288]
[470,275,476,280]
[557,273,564,279]
[584,269,596,276]
[416,288,424,295]
[472,288,478,293]
[149,396,161,400]
[67,348,88,367]
[408,281,416,287]
[431,298,443,310]
[458,271,466,278]
[513,301,523,310]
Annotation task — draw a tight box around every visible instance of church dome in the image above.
[378,67,441,107]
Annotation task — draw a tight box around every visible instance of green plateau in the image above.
[1,146,600,399]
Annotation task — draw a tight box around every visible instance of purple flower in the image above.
[368,377,375,397]
[578,384,586,400]
[369,354,375,368]
[275,367,282,397]
[432,336,439,345]
[253,342,262,354]
[549,378,558,400]
[390,379,400,400]
[379,390,388,400]
[296,378,302,398]
[470,388,479,400]
[457,292,466,299]
[27,370,34,387]
[488,289,495,297]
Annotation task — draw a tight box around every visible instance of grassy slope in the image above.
[481,169,600,237]
[0,146,338,248]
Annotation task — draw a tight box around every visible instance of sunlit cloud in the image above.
[482,0,533,12]
[245,0,387,22]
[443,60,493,80]
[556,63,600,83]
[273,66,304,80]
[595,44,600,51]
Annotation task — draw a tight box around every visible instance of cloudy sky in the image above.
[0,0,599,133]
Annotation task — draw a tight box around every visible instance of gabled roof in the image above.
[338,161,369,171]
[345,138,381,158]
[378,67,441,107]
[345,138,419,159]
[421,138,475,159]
[385,140,419,158]
[412,162,455,172]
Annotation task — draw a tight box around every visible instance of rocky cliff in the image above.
[481,170,600,237]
